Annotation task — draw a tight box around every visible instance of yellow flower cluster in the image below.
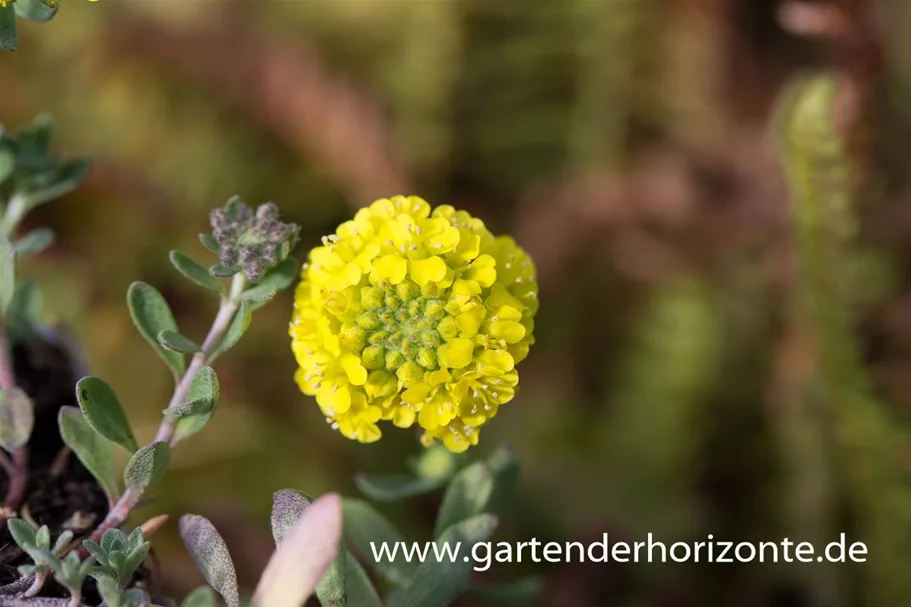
[290,196,538,452]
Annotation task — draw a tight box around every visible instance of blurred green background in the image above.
[5,0,911,605]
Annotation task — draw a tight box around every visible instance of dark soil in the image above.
[0,329,121,605]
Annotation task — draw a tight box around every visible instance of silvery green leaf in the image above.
[252,493,343,607]
[13,0,57,23]
[241,257,298,303]
[433,461,495,538]
[181,586,218,607]
[208,264,238,278]
[52,530,73,553]
[213,303,251,359]
[485,444,520,513]
[343,499,417,586]
[123,441,170,491]
[76,376,138,453]
[126,282,185,379]
[270,489,311,547]
[179,515,239,607]
[163,397,207,419]
[0,387,34,450]
[240,286,275,304]
[5,280,42,342]
[199,234,219,254]
[315,544,346,606]
[58,407,119,502]
[13,228,54,257]
[173,367,219,443]
[34,525,49,549]
[354,473,443,502]
[344,551,383,607]
[25,157,91,207]
[0,236,15,314]
[0,6,17,53]
[170,250,223,293]
[7,518,37,549]
[389,514,499,607]
[157,329,200,354]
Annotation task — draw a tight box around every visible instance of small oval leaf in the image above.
[213,303,251,359]
[179,515,240,607]
[209,264,238,278]
[433,461,495,538]
[0,387,34,450]
[173,367,219,443]
[253,493,343,607]
[182,586,218,607]
[343,499,417,586]
[58,407,118,502]
[123,441,170,491]
[157,329,200,354]
[13,228,54,257]
[0,236,15,314]
[354,473,444,502]
[13,0,57,23]
[76,377,138,453]
[170,251,224,293]
[270,489,311,547]
[127,282,185,378]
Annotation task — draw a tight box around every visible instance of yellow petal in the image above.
[457,305,486,336]
[373,254,407,284]
[410,256,447,286]
[316,383,351,414]
[438,338,475,369]
[340,354,368,385]
[490,321,526,343]
[393,407,416,428]
[402,383,431,404]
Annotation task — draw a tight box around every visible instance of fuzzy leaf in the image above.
[173,366,219,443]
[179,515,240,607]
[199,234,219,254]
[213,302,251,359]
[170,250,224,293]
[344,551,383,607]
[209,264,239,278]
[354,473,443,502]
[270,489,311,546]
[0,387,33,450]
[252,493,343,607]
[163,397,208,419]
[126,282,185,378]
[315,544,346,606]
[389,514,499,607]
[485,445,520,513]
[14,0,57,22]
[157,329,200,354]
[434,461,495,538]
[0,6,16,52]
[343,499,417,586]
[25,157,92,207]
[182,586,218,607]
[14,228,54,257]
[123,441,170,491]
[58,406,118,501]
[7,518,37,549]
[76,377,138,453]
[0,236,15,314]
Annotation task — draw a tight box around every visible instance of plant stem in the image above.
[79,274,246,553]
[23,568,46,598]
[0,328,28,515]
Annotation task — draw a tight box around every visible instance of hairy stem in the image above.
[24,569,46,598]
[0,328,28,515]
[79,274,245,553]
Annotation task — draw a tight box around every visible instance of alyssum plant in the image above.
[0,116,541,607]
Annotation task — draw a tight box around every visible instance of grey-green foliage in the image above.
[83,528,150,589]
[7,518,72,576]
[0,386,34,451]
[96,576,151,607]
[53,552,97,597]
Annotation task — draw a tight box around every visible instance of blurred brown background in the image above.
[4,0,911,605]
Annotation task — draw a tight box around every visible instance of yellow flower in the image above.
[290,196,538,452]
